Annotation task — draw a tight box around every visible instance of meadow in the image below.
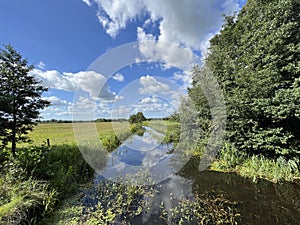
[24,121,131,146]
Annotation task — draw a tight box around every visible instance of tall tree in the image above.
[190,0,300,158]
[0,45,50,156]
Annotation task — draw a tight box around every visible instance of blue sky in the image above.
[0,0,246,120]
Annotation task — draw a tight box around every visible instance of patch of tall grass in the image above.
[0,144,95,224]
[0,160,56,224]
[211,142,300,183]
[239,156,300,183]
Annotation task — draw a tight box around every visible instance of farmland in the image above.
[24,121,131,146]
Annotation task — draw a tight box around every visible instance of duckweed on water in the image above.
[41,174,241,225]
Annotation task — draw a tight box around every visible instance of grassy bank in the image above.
[209,143,300,183]
[147,122,300,183]
[0,121,160,223]
[0,122,131,224]
[146,120,181,143]
[0,144,95,224]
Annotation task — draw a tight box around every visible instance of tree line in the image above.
[189,0,299,160]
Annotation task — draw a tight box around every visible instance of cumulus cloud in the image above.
[43,96,72,106]
[95,0,145,37]
[133,102,171,113]
[91,0,240,52]
[41,104,74,119]
[137,27,196,70]
[140,96,160,104]
[82,0,93,7]
[111,105,131,118]
[36,61,46,70]
[139,75,170,94]
[172,71,193,89]
[31,69,116,100]
[112,72,124,82]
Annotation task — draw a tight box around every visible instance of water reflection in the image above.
[92,126,300,224]
[179,166,300,225]
[97,127,176,184]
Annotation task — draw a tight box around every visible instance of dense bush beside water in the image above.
[0,144,94,224]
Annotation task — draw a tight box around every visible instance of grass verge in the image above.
[210,142,300,183]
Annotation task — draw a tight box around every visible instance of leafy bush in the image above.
[101,134,121,152]
[129,123,146,136]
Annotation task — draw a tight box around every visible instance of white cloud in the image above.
[137,27,196,70]
[92,0,240,52]
[95,0,145,38]
[112,72,124,82]
[172,71,192,89]
[37,61,46,70]
[43,96,72,106]
[82,0,93,7]
[41,104,73,119]
[31,69,116,100]
[139,75,170,95]
[132,97,174,114]
[111,105,130,118]
[140,96,160,104]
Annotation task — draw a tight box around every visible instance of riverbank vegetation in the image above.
[187,0,300,183]
[0,144,94,224]
[0,0,299,223]
[39,173,241,225]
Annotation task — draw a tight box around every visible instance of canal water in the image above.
[86,127,300,224]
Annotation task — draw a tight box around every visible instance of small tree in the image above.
[129,112,146,124]
[0,44,50,156]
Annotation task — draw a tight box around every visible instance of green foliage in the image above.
[129,112,146,124]
[163,122,181,143]
[0,143,95,223]
[32,145,94,198]
[40,173,157,225]
[239,155,300,183]
[101,134,122,152]
[211,144,300,183]
[189,0,300,159]
[217,143,246,169]
[0,45,50,155]
[0,159,56,224]
[129,123,146,136]
[165,112,181,122]
[160,192,241,225]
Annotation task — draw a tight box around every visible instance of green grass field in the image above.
[25,120,179,146]
[24,122,131,146]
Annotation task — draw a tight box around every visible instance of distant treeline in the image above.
[38,117,175,123]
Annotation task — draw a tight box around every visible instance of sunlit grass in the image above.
[22,122,130,146]
[210,142,300,183]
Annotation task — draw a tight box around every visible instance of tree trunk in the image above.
[11,137,16,157]
[12,99,17,157]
